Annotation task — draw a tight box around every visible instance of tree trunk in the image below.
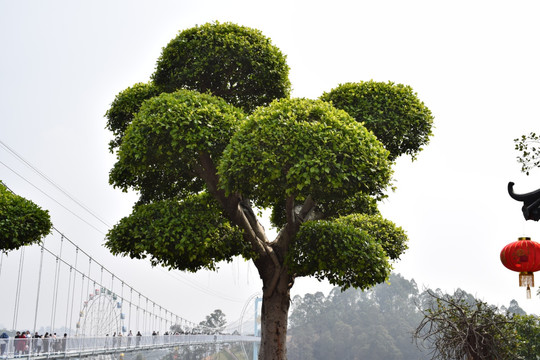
[258,270,291,360]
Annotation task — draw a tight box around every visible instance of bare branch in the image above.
[414,290,517,360]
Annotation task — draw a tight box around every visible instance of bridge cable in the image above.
[78,272,85,333]
[12,248,25,331]
[120,281,124,333]
[0,138,112,229]
[64,265,73,333]
[86,258,92,321]
[97,267,104,334]
[144,298,148,335]
[50,235,64,333]
[137,294,141,332]
[128,287,133,333]
[33,244,46,335]
[68,248,79,336]
[0,160,107,236]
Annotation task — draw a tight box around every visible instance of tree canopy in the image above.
[103,21,434,359]
[0,182,52,252]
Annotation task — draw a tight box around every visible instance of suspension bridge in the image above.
[0,226,262,360]
[0,139,263,359]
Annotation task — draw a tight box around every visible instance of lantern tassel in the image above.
[520,272,534,299]
[519,272,534,287]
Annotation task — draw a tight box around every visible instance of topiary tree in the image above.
[104,21,434,360]
[0,182,52,252]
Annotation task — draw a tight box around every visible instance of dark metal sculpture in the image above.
[508,182,540,221]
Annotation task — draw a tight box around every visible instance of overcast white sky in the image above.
[2,0,540,329]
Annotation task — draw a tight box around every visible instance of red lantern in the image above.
[500,237,540,298]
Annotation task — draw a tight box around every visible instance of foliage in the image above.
[512,314,540,359]
[109,89,245,204]
[336,213,408,260]
[0,183,52,252]
[514,132,540,175]
[288,220,389,289]
[105,193,249,271]
[218,98,392,210]
[320,81,434,160]
[288,213,407,290]
[413,290,518,360]
[152,21,290,113]
[105,82,161,152]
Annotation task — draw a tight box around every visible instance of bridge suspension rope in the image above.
[12,248,25,331]
[32,245,45,335]
[67,248,79,336]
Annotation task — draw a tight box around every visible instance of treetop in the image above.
[152,21,291,113]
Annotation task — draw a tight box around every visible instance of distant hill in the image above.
[287,273,525,360]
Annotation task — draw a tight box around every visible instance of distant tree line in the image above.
[287,273,539,360]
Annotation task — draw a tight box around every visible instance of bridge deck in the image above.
[0,334,260,359]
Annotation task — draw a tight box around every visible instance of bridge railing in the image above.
[0,334,259,359]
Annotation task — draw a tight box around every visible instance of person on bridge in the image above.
[0,332,8,356]
[61,334,67,353]
[136,331,141,347]
[33,332,42,355]
[24,331,31,355]
[51,333,57,353]
[42,333,50,354]
[36,335,42,355]
[14,331,25,357]
[127,330,132,347]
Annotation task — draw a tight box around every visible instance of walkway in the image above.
[0,334,260,359]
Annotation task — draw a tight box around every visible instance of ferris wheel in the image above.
[76,287,125,337]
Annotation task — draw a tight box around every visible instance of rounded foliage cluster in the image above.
[287,219,391,290]
[106,193,250,271]
[105,82,161,151]
[110,89,245,203]
[336,213,407,260]
[0,183,52,252]
[287,214,407,289]
[321,81,434,160]
[153,22,291,113]
[218,97,392,209]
